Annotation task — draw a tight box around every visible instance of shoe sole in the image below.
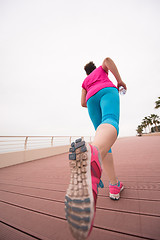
[109,186,124,200]
[65,138,94,240]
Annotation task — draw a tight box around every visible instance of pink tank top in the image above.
[82,66,117,102]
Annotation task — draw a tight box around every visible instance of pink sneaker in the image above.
[65,138,102,239]
[109,181,124,200]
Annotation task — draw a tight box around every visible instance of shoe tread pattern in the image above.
[65,138,92,240]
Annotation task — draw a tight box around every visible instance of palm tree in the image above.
[144,116,153,133]
[155,97,160,109]
[147,115,153,133]
[136,98,160,136]
[141,119,147,134]
[136,125,143,136]
[150,114,160,132]
[143,117,150,133]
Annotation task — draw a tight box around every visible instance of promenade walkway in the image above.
[0,136,160,240]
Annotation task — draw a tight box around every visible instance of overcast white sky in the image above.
[0,0,160,138]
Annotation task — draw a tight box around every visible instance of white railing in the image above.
[0,136,94,154]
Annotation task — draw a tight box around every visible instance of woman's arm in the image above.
[102,57,127,90]
[81,88,87,107]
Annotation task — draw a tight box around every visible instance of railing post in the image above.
[24,137,28,150]
[51,137,54,147]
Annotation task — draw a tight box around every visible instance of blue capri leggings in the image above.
[87,87,120,153]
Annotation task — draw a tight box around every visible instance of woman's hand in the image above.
[117,80,127,90]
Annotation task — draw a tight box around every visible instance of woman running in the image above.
[65,57,127,239]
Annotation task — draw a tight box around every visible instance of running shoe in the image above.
[65,138,103,240]
[109,180,124,200]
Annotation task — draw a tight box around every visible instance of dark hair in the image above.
[84,61,96,75]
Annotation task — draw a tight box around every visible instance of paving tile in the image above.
[0,222,37,240]
[0,202,71,240]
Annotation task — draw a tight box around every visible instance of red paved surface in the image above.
[0,136,160,240]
